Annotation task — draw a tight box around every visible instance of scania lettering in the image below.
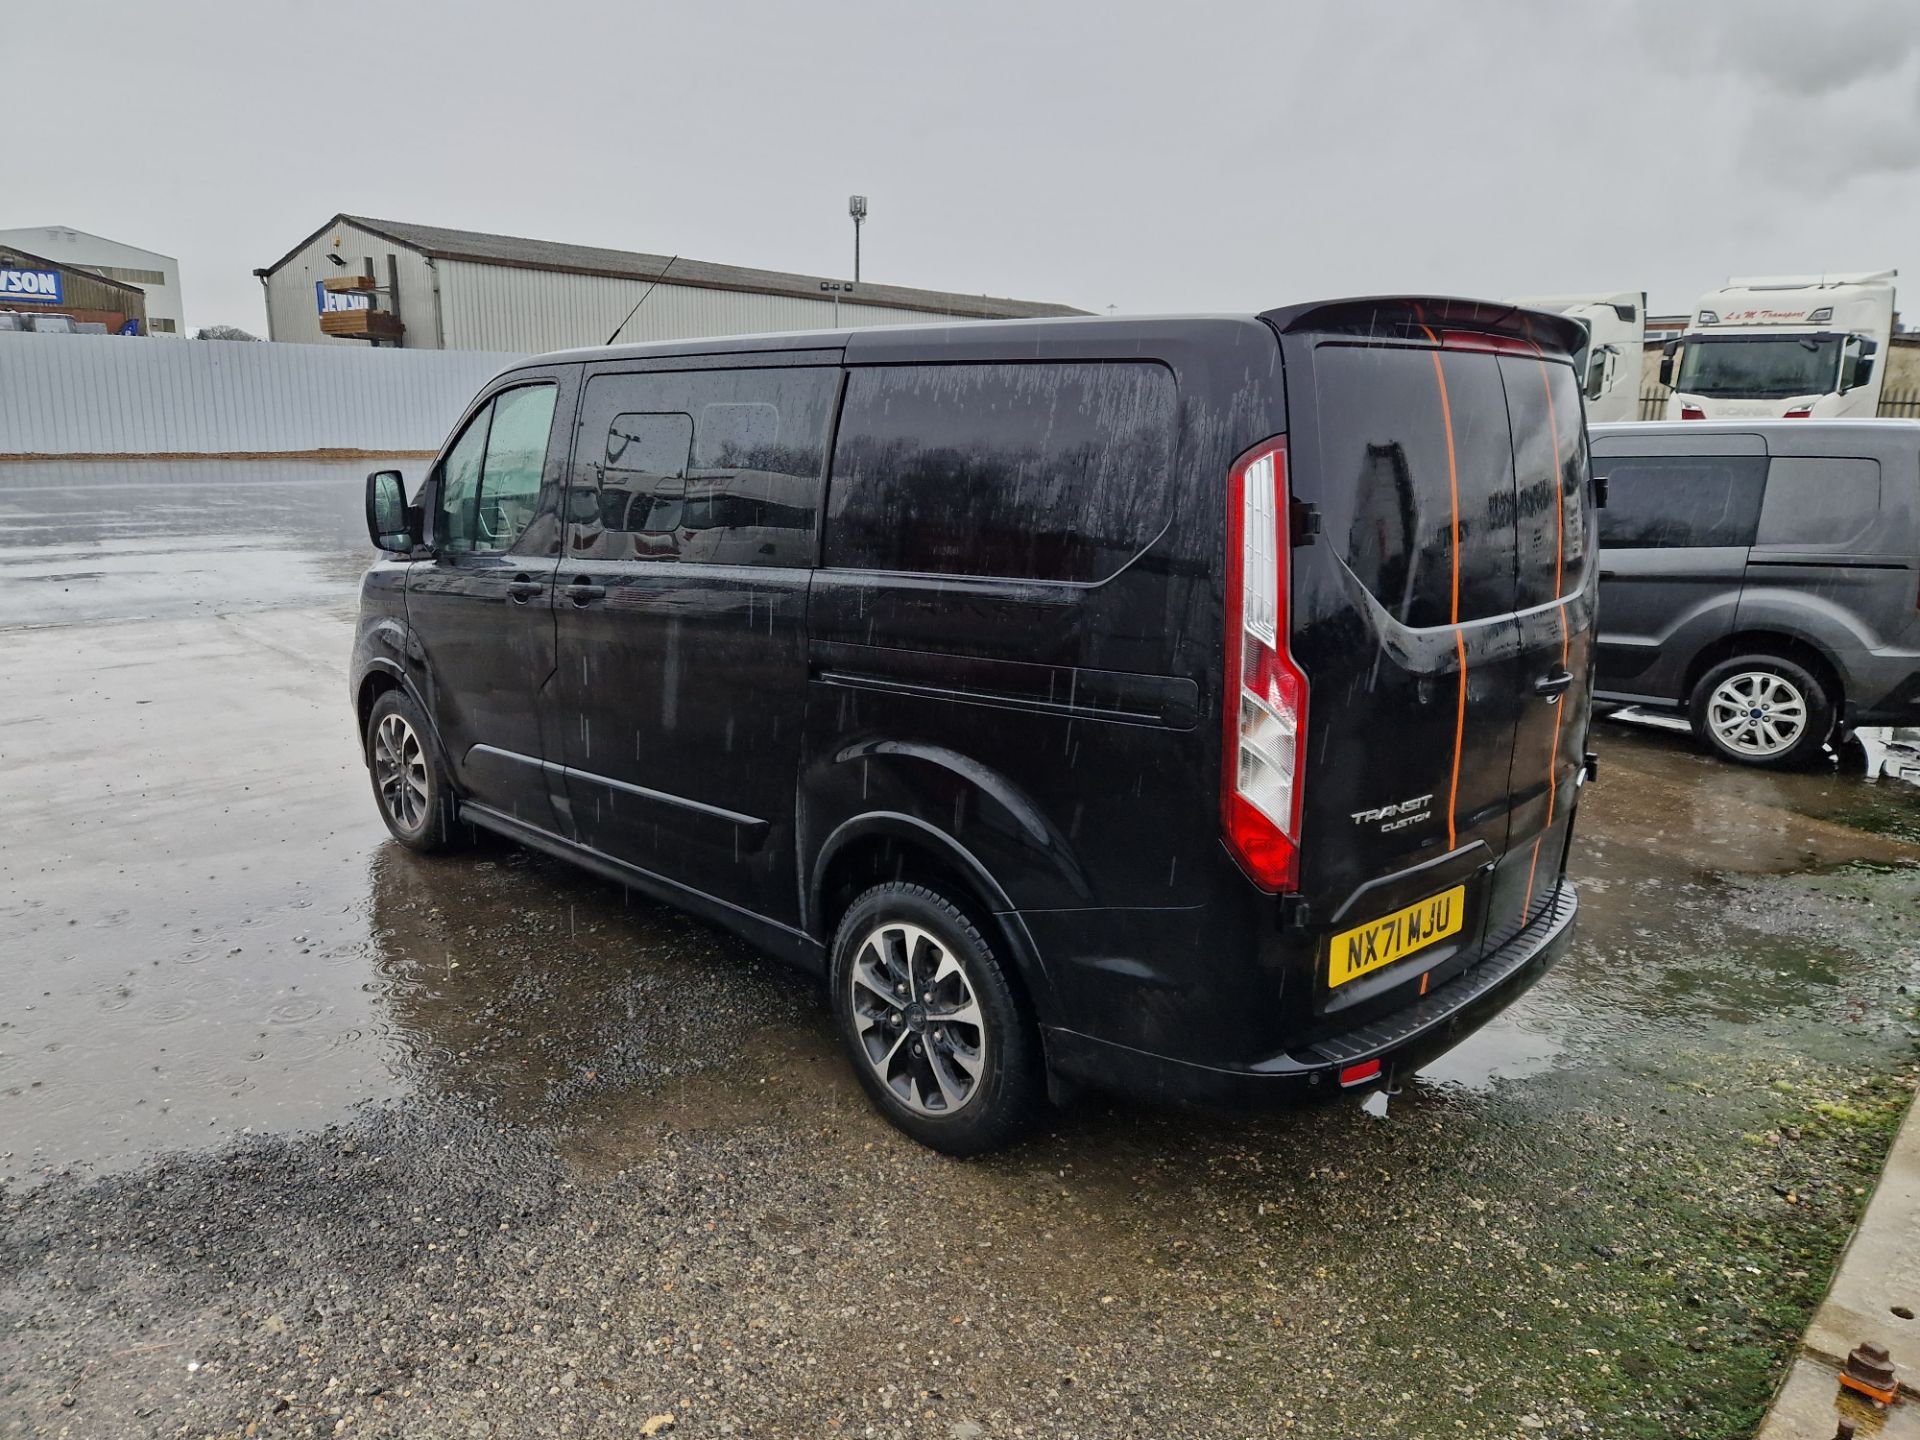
[1662,271,1895,420]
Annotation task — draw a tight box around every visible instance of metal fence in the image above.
[1638,383,1920,420]
[0,332,525,457]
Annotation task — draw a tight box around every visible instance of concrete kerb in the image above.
[1757,1082,1920,1437]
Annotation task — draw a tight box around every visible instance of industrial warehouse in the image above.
[253,213,1085,352]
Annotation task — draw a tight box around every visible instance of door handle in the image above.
[1534,669,1575,699]
[505,574,546,602]
[564,579,607,606]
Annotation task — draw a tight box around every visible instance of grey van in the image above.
[1589,419,1920,767]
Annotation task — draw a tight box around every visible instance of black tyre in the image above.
[1687,654,1836,770]
[364,688,463,852]
[829,882,1040,1155]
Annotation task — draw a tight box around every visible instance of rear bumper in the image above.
[1044,879,1577,1105]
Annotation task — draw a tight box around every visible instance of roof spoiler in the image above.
[1259,295,1588,359]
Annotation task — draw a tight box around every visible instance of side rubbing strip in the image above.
[1421,327,1466,854]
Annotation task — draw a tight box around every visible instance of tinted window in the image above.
[1757,456,1881,547]
[824,362,1177,582]
[569,367,836,565]
[1312,343,1518,626]
[1595,454,1766,549]
[1502,355,1591,608]
[438,383,558,555]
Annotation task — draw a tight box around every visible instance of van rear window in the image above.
[1310,344,1519,626]
[824,362,1177,583]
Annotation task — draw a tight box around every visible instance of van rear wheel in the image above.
[829,882,1040,1155]
[1688,655,1834,770]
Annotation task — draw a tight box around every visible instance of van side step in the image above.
[1298,881,1577,1066]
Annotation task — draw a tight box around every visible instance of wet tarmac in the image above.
[2,460,1918,1438]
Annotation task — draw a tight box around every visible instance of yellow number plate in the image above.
[1328,884,1466,988]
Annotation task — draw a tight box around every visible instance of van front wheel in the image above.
[1688,655,1835,769]
[829,883,1040,1155]
[365,688,462,852]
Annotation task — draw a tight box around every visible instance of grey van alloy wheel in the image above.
[1704,670,1808,758]
[1687,653,1835,770]
[847,920,989,1116]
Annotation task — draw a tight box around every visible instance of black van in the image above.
[354,300,1596,1153]
[1589,419,1920,767]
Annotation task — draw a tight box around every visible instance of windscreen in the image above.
[1676,335,1841,398]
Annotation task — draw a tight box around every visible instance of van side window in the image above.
[1503,355,1592,607]
[438,384,559,555]
[824,362,1177,582]
[569,368,836,565]
[1594,454,1766,549]
[1312,344,1518,626]
[1757,457,1881,548]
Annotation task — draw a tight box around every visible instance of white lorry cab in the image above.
[1511,292,1646,423]
[1661,271,1895,420]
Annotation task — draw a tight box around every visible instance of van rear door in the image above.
[1266,303,1592,1019]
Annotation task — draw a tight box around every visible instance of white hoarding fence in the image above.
[0,332,524,457]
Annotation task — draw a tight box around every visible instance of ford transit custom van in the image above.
[354,300,1596,1152]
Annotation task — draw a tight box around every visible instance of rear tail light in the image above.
[1680,405,1706,420]
[1783,408,1812,419]
[1222,437,1307,892]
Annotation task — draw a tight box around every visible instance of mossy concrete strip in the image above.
[1755,1353,1920,1440]
[1805,1082,1920,1390]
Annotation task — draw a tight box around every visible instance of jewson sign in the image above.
[1,268,64,305]
[315,282,372,315]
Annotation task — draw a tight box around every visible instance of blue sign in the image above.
[0,268,64,304]
[315,281,372,315]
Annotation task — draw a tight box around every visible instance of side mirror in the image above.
[366,469,419,553]
[1593,471,1609,509]
[1657,340,1677,390]
[1854,357,1875,389]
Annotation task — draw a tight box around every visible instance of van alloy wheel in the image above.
[1704,670,1808,758]
[847,920,988,1116]
[374,712,430,832]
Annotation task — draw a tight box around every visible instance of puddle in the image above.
[2,460,1917,1191]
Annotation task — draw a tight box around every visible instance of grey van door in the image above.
[547,361,840,923]
[1589,432,1768,704]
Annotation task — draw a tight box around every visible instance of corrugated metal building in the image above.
[255,214,1085,352]
[0,246,148,334]
[0,226,183,334]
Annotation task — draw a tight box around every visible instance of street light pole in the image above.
[848,194,867,283]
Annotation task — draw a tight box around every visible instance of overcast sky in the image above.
[14,0,1920,331]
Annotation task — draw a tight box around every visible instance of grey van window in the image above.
[568,368,836,565]
[824,362,1177,582]
[1595,454,1767,549]
[1312,344,1518,626]
[1757,456,1881,548]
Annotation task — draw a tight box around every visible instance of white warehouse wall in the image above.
[0,332,522,456]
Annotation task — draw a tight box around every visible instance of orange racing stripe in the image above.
[1420,327,1467,854]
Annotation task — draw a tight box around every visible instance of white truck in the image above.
[1511,292,1646,423]
[1661,271,1895,419]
